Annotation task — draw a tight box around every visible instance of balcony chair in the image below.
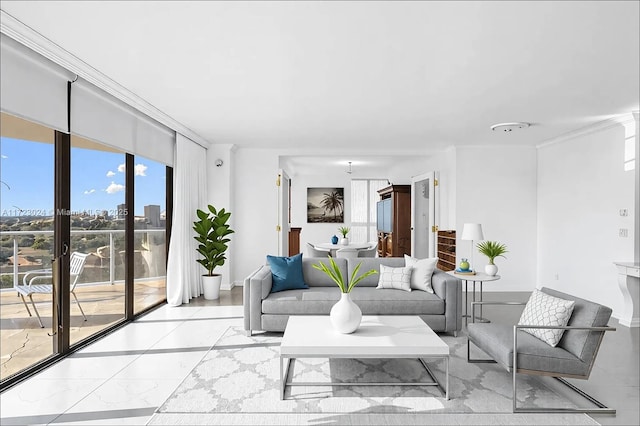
[16,252,89,328]
[306,243,330,258]
[466,287,615,414]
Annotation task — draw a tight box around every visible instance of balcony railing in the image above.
[1,229,166,291]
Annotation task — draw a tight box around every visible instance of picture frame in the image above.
[307,187,344,223]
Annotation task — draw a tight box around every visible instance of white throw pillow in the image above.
[518,289,575,347]
[376,265,412,292]
[404,255,438,293]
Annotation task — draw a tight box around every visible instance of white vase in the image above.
[485,264,498,276]
[341,238,349,245]
[330,293,362,334]
[202,274,222,300]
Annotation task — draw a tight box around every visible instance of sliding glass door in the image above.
[0,115,172,388]
[68,136,127,345]
[133,156,167,314]
[0,113,56,381]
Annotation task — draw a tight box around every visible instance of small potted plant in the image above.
[476,241,507,276]
[313,257,377,333]
[338,226,350,245]
[193,205,234,300]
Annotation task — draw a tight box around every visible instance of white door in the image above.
[277,169,290,256]
[411,172,439,258]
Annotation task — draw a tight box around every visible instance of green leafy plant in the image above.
[476,241,508,265]
[338,226,350,238]
[193,205,234,276]
[313,257,377,293]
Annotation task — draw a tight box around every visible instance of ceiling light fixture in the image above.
[346,161,353,174]
[490,122,531,132]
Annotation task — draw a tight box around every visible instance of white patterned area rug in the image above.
[149,327,599,426]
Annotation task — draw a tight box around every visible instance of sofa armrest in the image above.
[432,270,462,332]
[244,265,272,332]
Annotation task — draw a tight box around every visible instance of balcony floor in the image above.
[0,280,165,380]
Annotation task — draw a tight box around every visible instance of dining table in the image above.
[314,242,373,257]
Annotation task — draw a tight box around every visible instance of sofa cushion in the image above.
[302,258,348,287]
[404,255,438,293]
[376,265,412,292]
[266,253,309,293]
[346,257,406,287]
[262,286,445,315]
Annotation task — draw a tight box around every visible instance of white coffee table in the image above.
[279,315,449,400]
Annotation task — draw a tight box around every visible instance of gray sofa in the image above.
[243,257,462,335]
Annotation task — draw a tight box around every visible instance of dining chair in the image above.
[357,246,377,257]
[306,242,331,257]
[336,247,359,258]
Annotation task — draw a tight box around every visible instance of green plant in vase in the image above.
[476,241,507,276]
[338,226,350,245]
[313,257,377,334]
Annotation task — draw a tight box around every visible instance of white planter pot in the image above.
[485,264,498,276]
[330,293,362,334]
[203,274,222,300]
[340,238,349,245]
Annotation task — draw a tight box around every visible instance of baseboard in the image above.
[221,281,235,291]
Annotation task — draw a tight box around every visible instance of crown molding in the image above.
[0,9,211,148]
[536,113,636,149]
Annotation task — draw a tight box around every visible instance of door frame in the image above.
[410,171,439,257]
[277,169,291,256]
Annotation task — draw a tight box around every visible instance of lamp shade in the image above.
[461,223,484,241]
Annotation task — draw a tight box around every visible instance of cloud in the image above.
[1,155,7,159]
[83,189,96,195]
[112,163,147,176]
[134,163,148,176]
[105,182,125,194]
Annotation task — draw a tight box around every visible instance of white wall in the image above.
[537,123,636,319]
[455,146,538,292]
[232,148,280,283]
[206,144,235,288]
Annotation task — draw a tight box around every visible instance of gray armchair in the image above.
[467,287,615,414]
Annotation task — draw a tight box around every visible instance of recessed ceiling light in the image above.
[490,122,531,132]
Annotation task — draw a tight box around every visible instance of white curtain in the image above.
[166,134,208,305]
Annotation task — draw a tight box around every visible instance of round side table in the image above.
[446,271,501,325]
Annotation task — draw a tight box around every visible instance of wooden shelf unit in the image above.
[437,230,456,271]
[376,185,411,257]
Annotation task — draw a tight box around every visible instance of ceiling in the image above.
[1,1,638,155]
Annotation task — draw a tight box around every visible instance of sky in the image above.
[0,137,166,217]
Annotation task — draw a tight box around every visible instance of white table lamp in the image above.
[461,223,484,273]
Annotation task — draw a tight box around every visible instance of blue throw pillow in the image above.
[267,253,309,293]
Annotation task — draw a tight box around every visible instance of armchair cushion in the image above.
[518,289,575,347]
[468,323,589,377]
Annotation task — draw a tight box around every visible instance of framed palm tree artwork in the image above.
[307,187,344,223]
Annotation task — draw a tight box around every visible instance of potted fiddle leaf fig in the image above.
[193,205,234,300]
